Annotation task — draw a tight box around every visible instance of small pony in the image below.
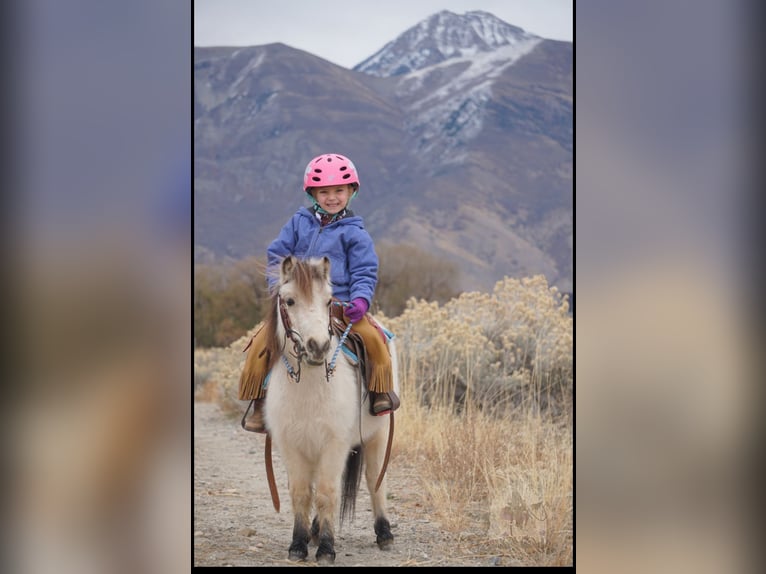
[261,255,398,564]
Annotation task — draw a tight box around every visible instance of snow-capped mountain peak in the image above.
[354,10,539,77]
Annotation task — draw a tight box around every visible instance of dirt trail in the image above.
[193,401,500,567]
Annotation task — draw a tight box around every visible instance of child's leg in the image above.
[238,323,270,400]
[239,324,270,433]
[350,316,399,415]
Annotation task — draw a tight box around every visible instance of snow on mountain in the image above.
[354,10,540,77]
[397,40,542,157]
[354,11,542,158]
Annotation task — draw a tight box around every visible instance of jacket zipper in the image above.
[306,221,323,257]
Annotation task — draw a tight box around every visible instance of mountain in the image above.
[194,10,572,293]
[355,10,540,76]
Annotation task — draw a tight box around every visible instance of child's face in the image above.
[311,184,353,215]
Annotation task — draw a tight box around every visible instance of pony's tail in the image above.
[340,445,364,528]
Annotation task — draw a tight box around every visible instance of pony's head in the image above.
[276,256,334,366]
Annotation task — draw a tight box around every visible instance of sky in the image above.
[195,0,572,68]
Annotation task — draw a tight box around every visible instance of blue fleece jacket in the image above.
[266,207,378,305]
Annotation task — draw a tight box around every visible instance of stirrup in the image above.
[372,394,393,416]
[241,399,267,434]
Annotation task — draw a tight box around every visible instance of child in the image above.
[238,153,399,433]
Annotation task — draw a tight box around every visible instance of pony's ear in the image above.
[280,256,296,282]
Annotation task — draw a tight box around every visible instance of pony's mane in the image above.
[286,258,326,303]
[262,258,328,370]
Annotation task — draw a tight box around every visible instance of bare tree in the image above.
[375,242,461,316]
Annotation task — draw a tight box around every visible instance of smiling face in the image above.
[310,184,353,215]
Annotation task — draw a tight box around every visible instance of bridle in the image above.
[277,294,310,383]
[277,294,352,383]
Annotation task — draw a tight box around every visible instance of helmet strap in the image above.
[307,191,355,216]
[307,192,328,214]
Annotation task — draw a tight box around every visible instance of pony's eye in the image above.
[285,298,295,306]
[327,299,332,307]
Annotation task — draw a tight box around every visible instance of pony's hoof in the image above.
[375,516,394,549]
[316,551,336,564]
[288,542,308,562]
[316,539,336,563]
[376,536,394,550]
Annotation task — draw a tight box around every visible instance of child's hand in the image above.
[345,298,369,323]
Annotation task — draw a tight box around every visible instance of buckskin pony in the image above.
[255,255,397,564]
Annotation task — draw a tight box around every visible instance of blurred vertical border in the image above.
[576,1,764,573]
[2,1,191,574]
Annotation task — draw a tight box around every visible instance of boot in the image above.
[242,398,267,433]
[372,392,398,416]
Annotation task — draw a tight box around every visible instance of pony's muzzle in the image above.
[306,337,331,364]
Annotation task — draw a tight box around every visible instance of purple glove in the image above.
[344,298,369,323]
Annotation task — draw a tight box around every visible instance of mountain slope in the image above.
[194,11,572,293]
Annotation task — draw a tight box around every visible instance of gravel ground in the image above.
[193,401,507,567]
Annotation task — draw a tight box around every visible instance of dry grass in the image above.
[383,277,572,565]
[394,396,572,565]
[194,346,245,417]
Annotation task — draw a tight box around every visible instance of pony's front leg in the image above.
[287,473,313,561]
[363,425,394,549]
[313,448,346,564]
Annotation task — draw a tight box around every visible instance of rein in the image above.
[375,413,394,493]
[265,434,280,512]
[326,310,353,380]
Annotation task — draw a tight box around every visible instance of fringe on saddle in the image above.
[238,323,271,401]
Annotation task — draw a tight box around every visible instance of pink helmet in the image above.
[303,154,360,191]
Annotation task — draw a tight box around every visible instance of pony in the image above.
[261,255,398,564]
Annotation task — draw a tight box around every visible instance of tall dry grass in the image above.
[392,398,572,565]
[194,274,573,565]
[385,275,572,565]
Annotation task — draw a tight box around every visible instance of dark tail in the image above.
[340,444,364,527]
